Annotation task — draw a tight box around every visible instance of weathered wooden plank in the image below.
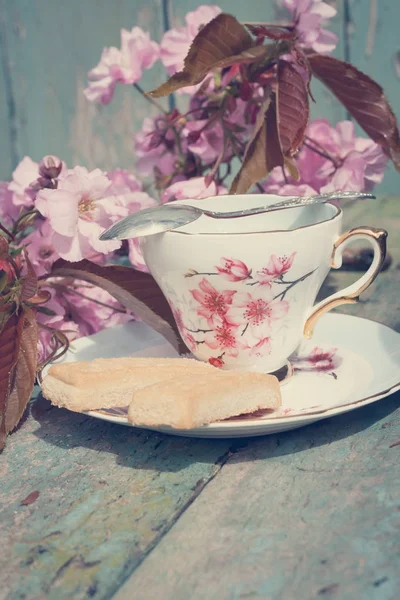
[346,0,400,196]
[115,200,400,600]
[0,0,166,179]
[0,5,16,180]
[0,395,233,599]
[116,392,400,600]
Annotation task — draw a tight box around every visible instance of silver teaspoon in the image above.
[99,191,375,241]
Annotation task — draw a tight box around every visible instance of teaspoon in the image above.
[99,191,375,241]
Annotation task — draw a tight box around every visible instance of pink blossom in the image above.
[134,116,179,177]
[248,336,272,358]
[182,331,198,353]
[233,292,289,333]
[84,28,159,104]
[257,252,296,285]
[208,356,224,368]
[160,5,221,94]
[264,119,387,195]
[293,346,341,371]
[204,323,242,358]
[0,182,18,225]
[185,119,225,165]
[216,258,252,282]
[23,221,60,277]
[170,302,185,332]
[107,169,142,194]
[65,284,132,337]
[191,278,235,326]
[319,121,388,193]
[35,166,121,262]
[162,177,226,203]
[8,156,39,208]
[283,0,338,54]
[263,180,319,198]
[112,190,157,216]
[36,291,80,364]
[128,238,148,272]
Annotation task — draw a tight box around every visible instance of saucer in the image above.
[41,314,400,438]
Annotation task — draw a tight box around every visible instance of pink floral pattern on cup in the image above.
[168,252,317,367]
[292,346,342,378]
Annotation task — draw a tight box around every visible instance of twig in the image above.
[133,82,167,115]
[0,222,15,241]
[273,268,316,301]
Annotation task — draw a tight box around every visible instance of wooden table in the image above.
[1,199,399,600]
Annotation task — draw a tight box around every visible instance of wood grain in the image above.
[0,394,233,599]
[0,0,166,178]
[346,0,400,196]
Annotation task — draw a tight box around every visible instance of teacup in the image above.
[141,194,387,373]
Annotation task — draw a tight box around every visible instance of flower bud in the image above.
[39,155,63,179]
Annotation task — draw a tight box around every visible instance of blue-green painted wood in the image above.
[0,1,399,193]
[0,392,232,599]
[0,7,16,180]
[0,0,166,179]
[346,0,400,197]
[116,394,400,600]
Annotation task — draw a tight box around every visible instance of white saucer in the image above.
[41,314,400,438]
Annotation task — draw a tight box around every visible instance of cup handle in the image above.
[304,226,388,339]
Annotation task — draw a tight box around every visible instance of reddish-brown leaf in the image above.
[276,60,309,158]
[245,24,296,41]
[0,237,9,258]
[50,260,186,354]
[148,14,258,97]
[230,93,284,194]
[308,53,400,169]
[5,308,38,436]
[0,311,24,450]
[21,250,38,302]
[21,490,40,506]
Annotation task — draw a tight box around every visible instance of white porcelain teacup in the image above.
[141,194,387,373]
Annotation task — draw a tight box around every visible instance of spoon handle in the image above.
[203,191,375,219]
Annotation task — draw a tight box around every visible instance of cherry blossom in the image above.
[204,323,242,357]
[84,28,159,104]
[257,252,296,285]
[8,156,39,209]
[319,121,388,193]
[107,169,142,194]
[191,278,236,326]
[162,177,226,203]
[283,0,338,54]
[182,331,198,353]
[208,356,224,368]
[134,116,179,178]
[248,336,272,358]
[65,284,132,337]
[216,258,252,282]
[23,221,60,277]
[293,346,341,371]
[0,182,18,225]
[35,166,121,262]
[233,291,289,333]
[265,119,387,195]
[185,119,225,165]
